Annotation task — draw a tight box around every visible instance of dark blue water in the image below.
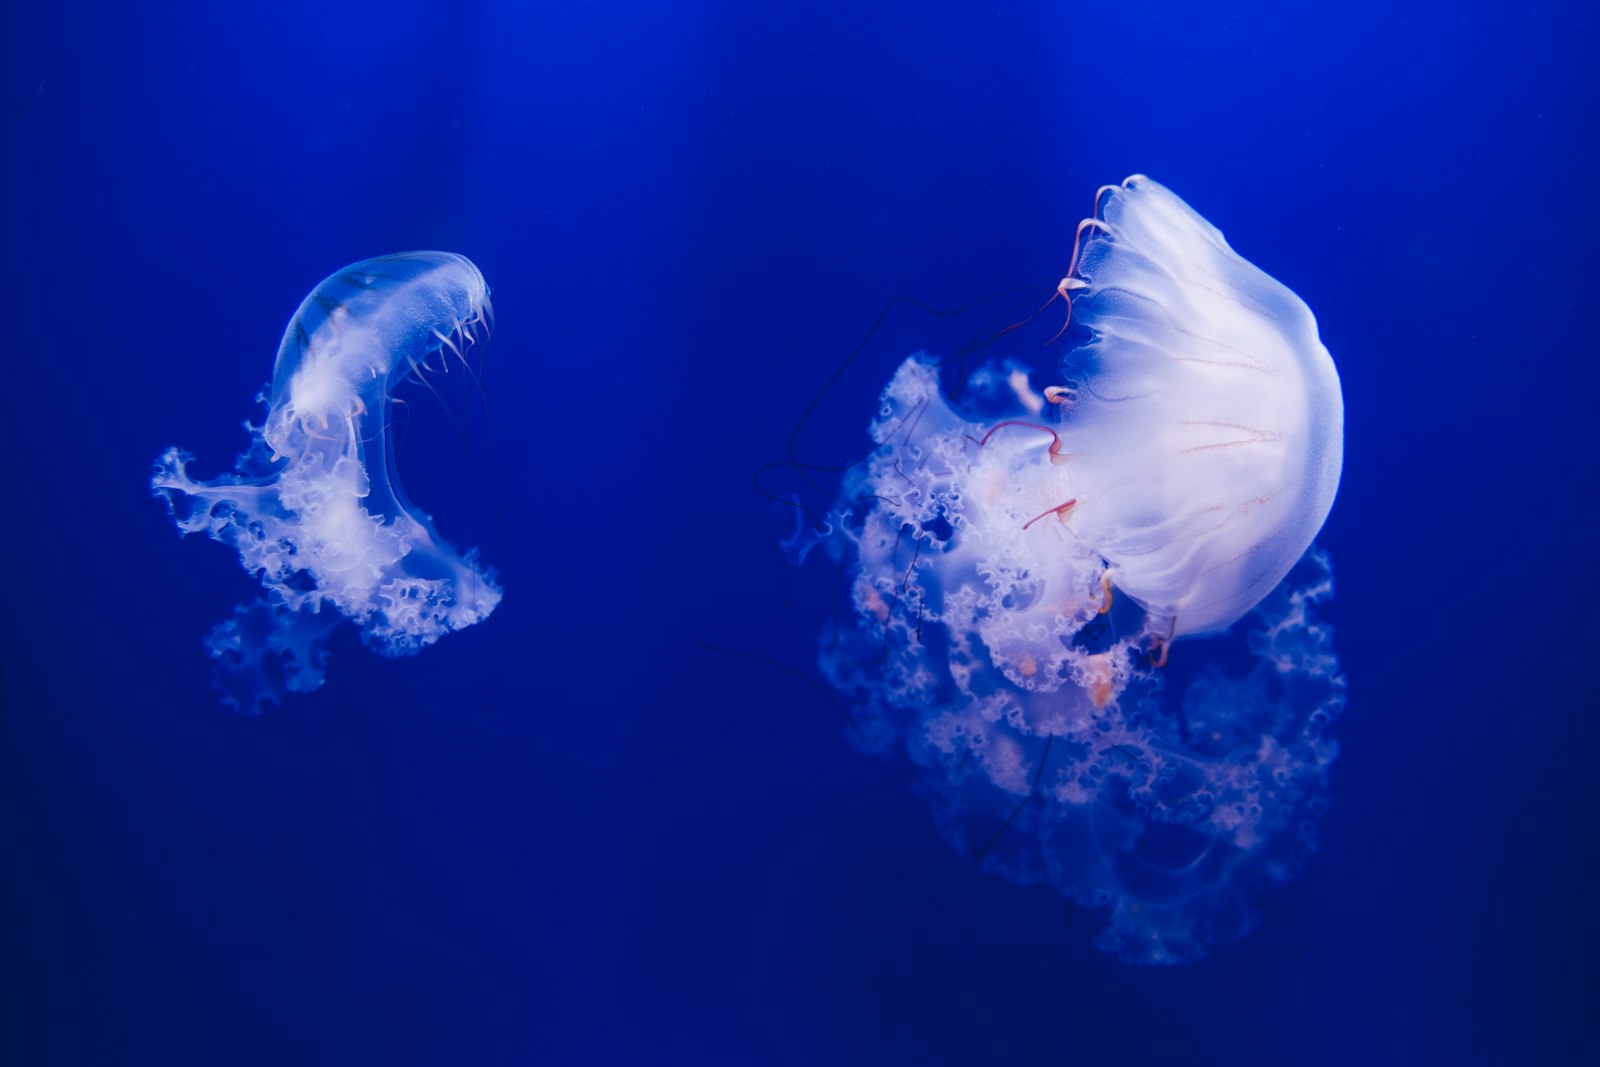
[2,2,1595,1063]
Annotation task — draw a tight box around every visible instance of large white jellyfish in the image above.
[153,252,501,714]
[808,177,1346,964]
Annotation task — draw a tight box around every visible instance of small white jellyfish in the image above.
[153,252,501,713]
[811,177,1346,964]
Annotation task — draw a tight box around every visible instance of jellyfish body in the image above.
[812,178,1345,964]
[153,252,501,713]
[1064,176,1343,637]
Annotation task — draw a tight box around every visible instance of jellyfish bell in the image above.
[1059,175,1343,639]
[266,252,492,530]
[153,252,501,713]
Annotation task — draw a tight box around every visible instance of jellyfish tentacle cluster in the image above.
[812,177,1345,964]
[153,252,501,713]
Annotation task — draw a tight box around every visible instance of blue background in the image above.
[2,1,1595,1063]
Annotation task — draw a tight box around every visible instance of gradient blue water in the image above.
[2,2,1595,1063]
